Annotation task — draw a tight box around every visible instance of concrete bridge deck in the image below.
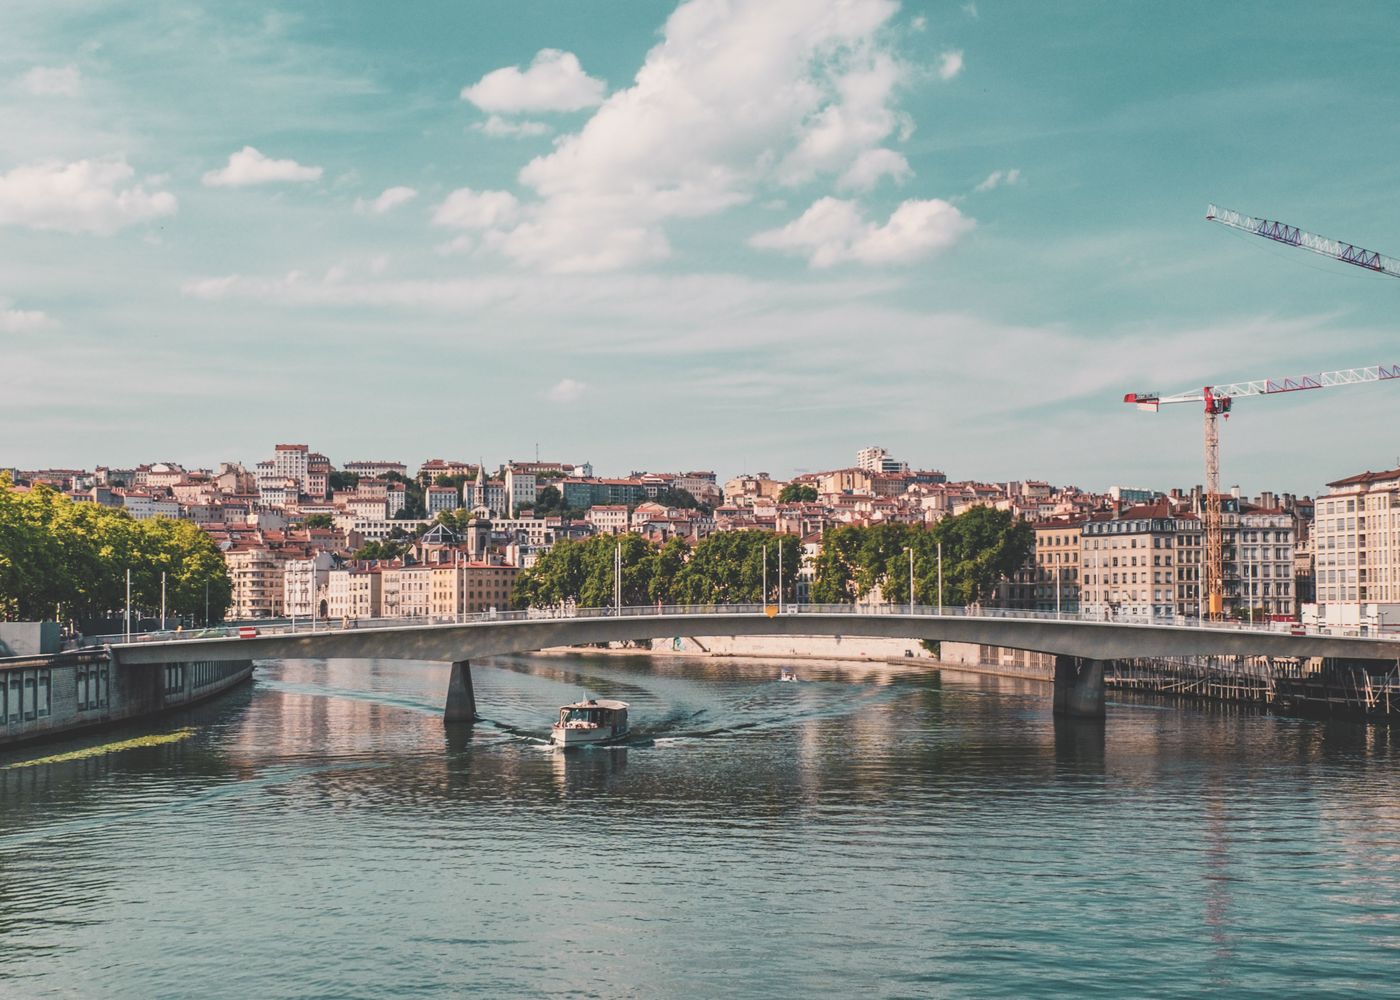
[105,603,1400,666]
[97,604,1400,722]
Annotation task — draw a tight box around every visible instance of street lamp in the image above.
[937,541,943,614]
[906,546,914,614]
[762,544,768,608]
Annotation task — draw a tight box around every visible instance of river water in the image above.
[2,653,1399,998]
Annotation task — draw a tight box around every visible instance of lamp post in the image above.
[125,568,131,642]
[762,544,768,608]
[160,571,166,631]
[937,541,943,614]
[907,546,914,614]
[615,541,622,614]
[1055,560,1062,618]
[777,539,784,613]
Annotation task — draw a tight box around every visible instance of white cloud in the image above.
[489,0,909,272]
[473,115,551,138]
[202,146,323,187]
[355,186,418,214]
[911,15,928,32]
[838,148,912,191]
[432,188,520,229]
[546,378,587,403]
[435,234,474,256]
[974,168,1022,192]
[962,3,979,18]
[20,65,81,96]
[0,158,176,235]
[461,49,606,113]
[0,300,53,333]
[778,51,911,186]
[750,196,973,267]
[938,50,964,80]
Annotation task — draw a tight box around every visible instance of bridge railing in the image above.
[91,602,1383,648]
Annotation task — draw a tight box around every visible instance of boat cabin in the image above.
[551,698,629,747]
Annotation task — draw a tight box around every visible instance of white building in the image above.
[503,466,537,517]
[856,446,909,475]
[273,444,310,491]
[283,552,336,617]
[1309,467,1400,633]
[426,485,461,514]
[326,566,383,620]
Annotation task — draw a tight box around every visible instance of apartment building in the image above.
[326,566,383,620]
[283,552,336,617]
[1080,504,1199,620]
[226,545,287,618]
[586,505,629,534]
[428,563,519,617]
[1033,519,1082,613]
[1309,467,1400,630]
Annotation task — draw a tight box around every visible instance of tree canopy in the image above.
[778,483,818,503]
[513,529,801,609]
[812,507,1033,607]
[0,478,232,627]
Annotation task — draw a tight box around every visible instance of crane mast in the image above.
[1126,364,1400,619]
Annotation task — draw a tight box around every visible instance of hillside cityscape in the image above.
[4,441,1386,632]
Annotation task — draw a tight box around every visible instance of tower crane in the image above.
[1125,365,1400,618]
[1121,206,1400,620]
[1205,205,1400,279]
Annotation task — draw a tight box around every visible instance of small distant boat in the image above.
[551,698,629,748]
[779,668,798,682]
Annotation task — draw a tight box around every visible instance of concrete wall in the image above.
[0,622,60,657]
[647,634,932,661]
[940,640,1055,673]
[0,652,253,748]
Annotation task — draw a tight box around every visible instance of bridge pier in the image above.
[1054,655,1106,720]
[444,660,477,724]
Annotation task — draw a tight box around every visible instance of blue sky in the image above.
[4,1,1400,494]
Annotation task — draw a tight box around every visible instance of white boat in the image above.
[551,698,629,748]
[779,668,798,682]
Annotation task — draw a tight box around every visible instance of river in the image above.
[2,653,1398,998]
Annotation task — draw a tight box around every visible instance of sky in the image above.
[4,1,1400,495]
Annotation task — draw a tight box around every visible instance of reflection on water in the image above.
[2,653,1400,998]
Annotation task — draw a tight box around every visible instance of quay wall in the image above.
[0,650,253,749]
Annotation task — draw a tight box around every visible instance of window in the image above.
[164,663,186,696]
[77,664,109,711]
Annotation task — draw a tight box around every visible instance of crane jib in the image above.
[1206,204,1400,280]
[1124,364,1400,408]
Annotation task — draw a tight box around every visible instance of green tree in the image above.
[328,470,360,492]
[302,513,334,529]
[811,524,863,602]
[778,483,818,503]
[809,509,1032,609]
[673,530,799,605]
[651,487,709,512]
[648,537,691,604]
[513,534,659,608]
[0,479,231,626]
[930,506,1034,606]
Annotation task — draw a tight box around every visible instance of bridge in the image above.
[104,604,1400,721]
